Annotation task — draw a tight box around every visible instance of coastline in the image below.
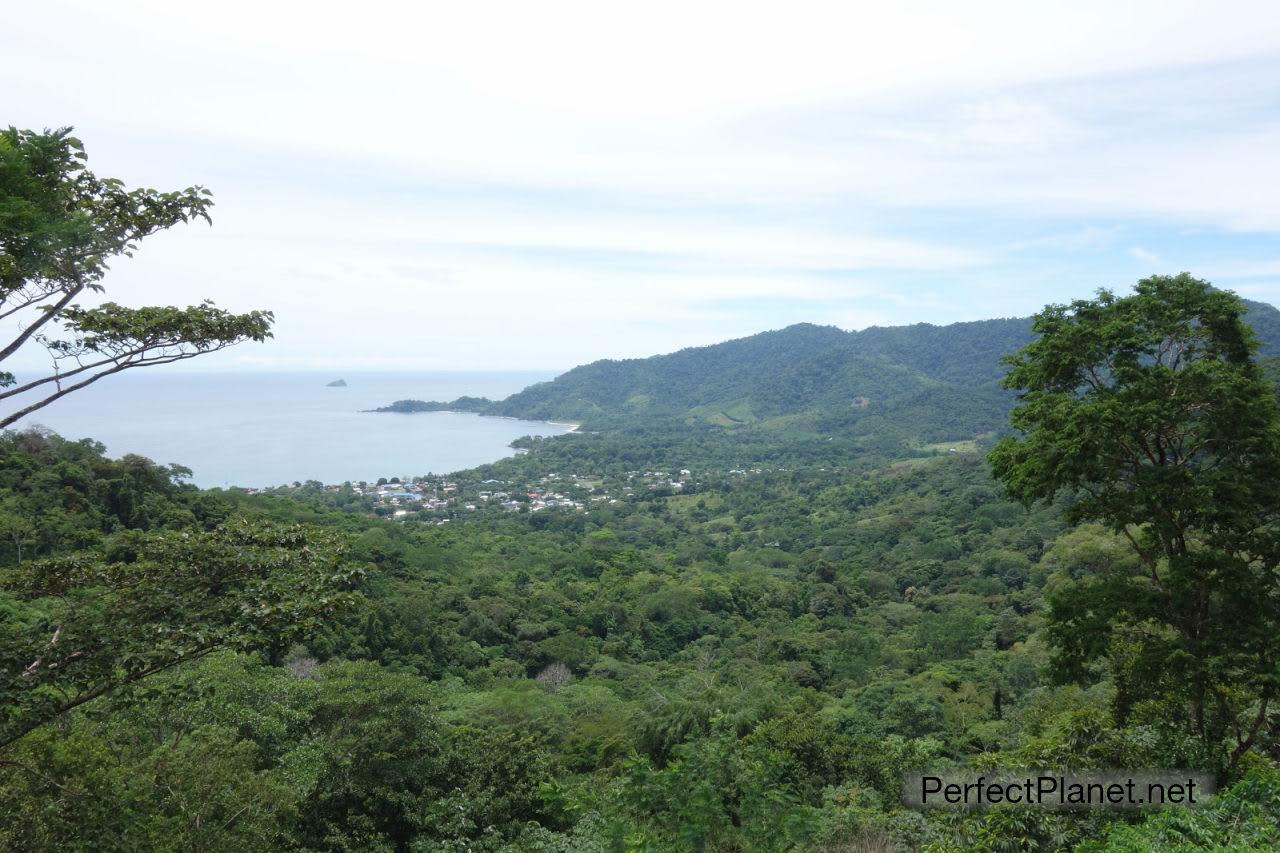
[17,368,571,490]
[366,406,580,433]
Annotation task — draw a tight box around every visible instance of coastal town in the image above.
[236,435,969,525]
[247,467,704,522]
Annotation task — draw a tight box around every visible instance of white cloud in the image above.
[4,0,1280,369]
[1008,226,1123,253]
[1208,260,1280,279]
[1227,282,1280,304]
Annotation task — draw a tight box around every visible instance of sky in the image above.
[4,0,1280,371]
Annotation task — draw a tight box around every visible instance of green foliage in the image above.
[0,654,566,851]
[0,518,364,749]
[0,126,272,426]
[991,274,1280,771]
[0,428,222,564]
[0,127,208,294]
[0,723,298,852]
[1080,766,1280,852]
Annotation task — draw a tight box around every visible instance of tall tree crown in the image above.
[990,273,1280,772]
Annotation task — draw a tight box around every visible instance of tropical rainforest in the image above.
[3,128,1280,851]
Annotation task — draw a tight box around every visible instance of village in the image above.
[249,467,702,522]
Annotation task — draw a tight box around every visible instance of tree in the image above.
[0,127,273,428]
[989,273,1280,771]
[0,498,34,563]
[0,519,364,750]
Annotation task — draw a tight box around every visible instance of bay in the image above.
[6,370,571,488]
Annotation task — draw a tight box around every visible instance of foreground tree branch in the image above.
[0,126,273,421]
[0,301,272,428]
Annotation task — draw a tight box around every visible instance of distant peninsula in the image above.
[326,378,347,387]
[365,396,493,414]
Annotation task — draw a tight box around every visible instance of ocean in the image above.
[5,370,572,488]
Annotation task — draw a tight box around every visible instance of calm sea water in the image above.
[7,370,571,487]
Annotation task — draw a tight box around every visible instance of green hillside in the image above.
[379,297,1280,452]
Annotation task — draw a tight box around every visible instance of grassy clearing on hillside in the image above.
[920,438,981,454]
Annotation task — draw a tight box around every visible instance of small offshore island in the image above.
[326,378,347,387]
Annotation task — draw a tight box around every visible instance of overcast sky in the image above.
[5,1,1280,371]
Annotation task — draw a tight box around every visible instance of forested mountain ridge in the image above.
[380,298,1280,447]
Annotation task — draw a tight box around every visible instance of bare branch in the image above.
[0,346,232,429]
[0,284,84,364]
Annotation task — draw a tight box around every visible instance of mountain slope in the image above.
[377,298,1280,448]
